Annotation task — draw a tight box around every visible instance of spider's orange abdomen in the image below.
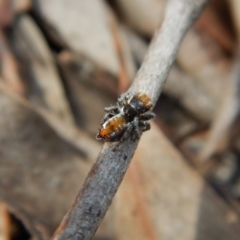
[97,114,127,140]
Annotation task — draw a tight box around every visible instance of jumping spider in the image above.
[96,92,155,142]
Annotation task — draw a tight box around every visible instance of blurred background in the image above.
[1,0,240,239]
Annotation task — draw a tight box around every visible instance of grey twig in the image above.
[51,0,209,239]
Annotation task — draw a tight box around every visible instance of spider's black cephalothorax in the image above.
[96,92,155,142]
[123,94,152,122]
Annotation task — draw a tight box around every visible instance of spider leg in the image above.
[120,117,142,142]
[101,113,113,124]
[117,92,135,108]
[101,105,120,124]
[139,120,151,131]
[140,111,155,120]
[104,105,119,114]
[133,117,142,139]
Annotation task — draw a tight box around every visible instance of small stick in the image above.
[51,0,209,239]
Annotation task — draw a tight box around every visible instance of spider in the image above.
[96,92,155,142]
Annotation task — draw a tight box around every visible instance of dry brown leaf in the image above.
[0,203,10,240]
[12,0,32,13]
[123,27,149,65]
[164,66,216,121]
[33,0,121,76]
[57,51,119,136]
[199,55,240,161]
[196,4,235,54]
[0,31,26,95]
[110,21,136,92]
[0,86,93,238]
[0,0,13,28]
[230,0,240,42]
[177,29,229,103]
[114,0,165,36]
[11,14,75,124]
